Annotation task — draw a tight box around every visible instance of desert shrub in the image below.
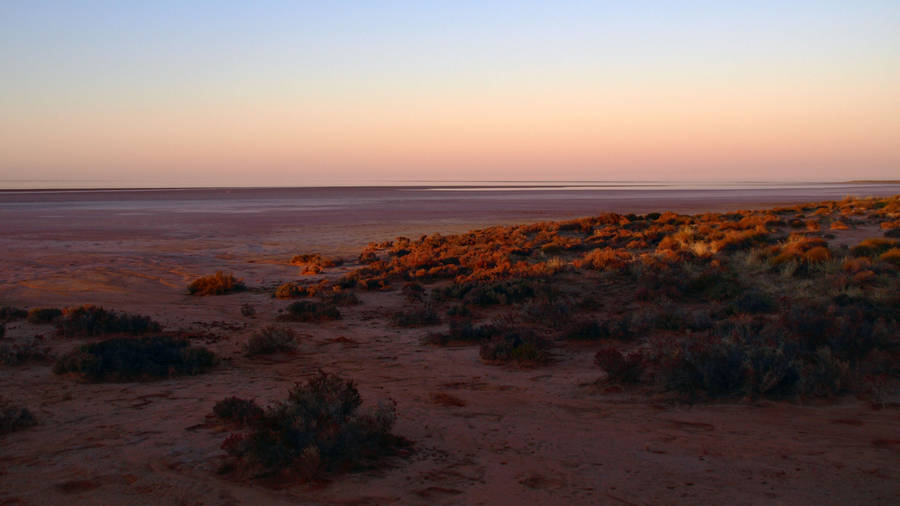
[0,323,3,339]
[244,326,298,356]
[188,272,246,296]
[279,301,341,322]
[0,340,51,366]
[561,316,632,341]
[290,254,343,274]
[660,338,749,398]
[797,348,851,397]
[240,304,256,317]
[219,373,406,479]
[743,345,800,397]
[0,401,37,435]
[446,304,471,318]
[885,228,900,238]
[479,329,550,365]
[464,279,538,306]
[0,306,27,322]
[401,282,425,302]
[390,304,440,327]
[53,336,216,381]
[594,346,645,383]
[575,247,632,270]
[56,305,161,337]
[275,282,319,299]
[878,248,900,266]
[851,238,897,257]
[320,291,361,306]
[213,397,265,425]
[728,289,776,315]
[26,308,62,324]
[424,320,500,346]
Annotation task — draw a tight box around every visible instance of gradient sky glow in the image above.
[1,1,899,187]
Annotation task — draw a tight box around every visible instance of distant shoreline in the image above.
[1,180,900,193]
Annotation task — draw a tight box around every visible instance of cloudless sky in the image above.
[1,1,899,187]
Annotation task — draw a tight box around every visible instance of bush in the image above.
[188,272,246,296]
[561,316,632,341]
[0,401,37,435]
[240,304,256,317]
[463,280,538,306]
[53,336,216,381]
[26,308,62,324]
[879,248,900,266]
[479,329,550,365]
[0,323,4,339]
[850,238,897,257]
[219,373,406,479]
[275,282,319,299]
[56,305,161,337]
[0,340,51,366]
[390,304,440,327]
[423,320,500,345]
[320,291,361,306]
[728,290,776,315]
[278,301,341,322]
[213,397,265,425]
[594,346,645,383]
[244,326,298,356]
[0,306,27,322]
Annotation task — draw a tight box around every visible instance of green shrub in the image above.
[188,272,246,296]
[278,301,341,322]
[219,373,406,479]
[56,305,161,337]
[26,308,62,324]
[53,336,216,381]
[0,401,37,435]
[244,326,298,356]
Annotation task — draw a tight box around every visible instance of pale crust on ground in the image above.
[1,190,899,505]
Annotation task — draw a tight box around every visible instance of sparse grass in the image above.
[53,336,216,381]
[188,272,246,296]
[218,373,407,480]
[244,326,298,356]
[0,400,37,435]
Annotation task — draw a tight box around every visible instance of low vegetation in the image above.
[278,301,341,322]
[53,336,216,381]
[56,305,161,337]
[26,307,62,324]
[244,326,298,356]
[1,340,51,366]
[188,272,246,296]
[0,400,37,435]
[216,373,407,480]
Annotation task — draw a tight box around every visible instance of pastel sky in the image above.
[1,1,899,187]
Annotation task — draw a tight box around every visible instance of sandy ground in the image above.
[1,187,899,505]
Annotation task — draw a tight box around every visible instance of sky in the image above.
[1,1,899,187]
